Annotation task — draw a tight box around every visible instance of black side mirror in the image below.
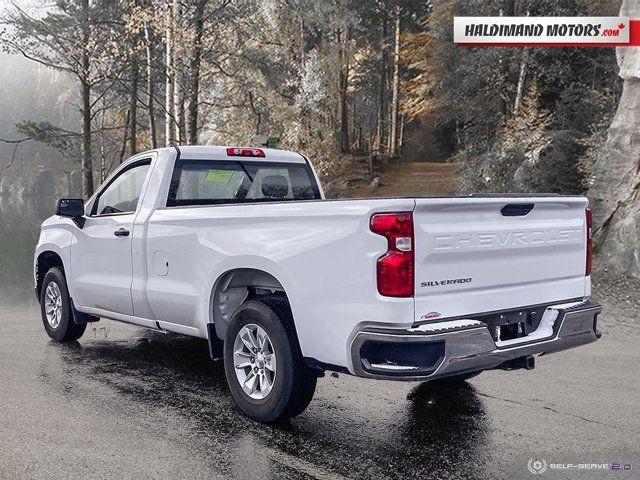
[56,199,85,228]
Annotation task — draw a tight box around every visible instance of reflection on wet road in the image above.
[1,299,638,479]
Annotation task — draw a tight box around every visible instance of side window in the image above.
[93,162,151,215]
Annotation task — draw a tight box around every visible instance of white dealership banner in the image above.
[454,17,630,46]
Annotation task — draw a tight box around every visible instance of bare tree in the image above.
[165,0,175,146]
[173,0,184,143]
[338,28,351,152]
[128,55,139,154]
[0,0,111,196]
[144,17,158,148]
[186,0,208,144]
[513,47,528,113]
[389,3,400,156]
[79,0,94,195]
[375,8,388,155]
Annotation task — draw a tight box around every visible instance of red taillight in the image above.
[226,147,266,157]
[586,207,592,276]
[370,212,414,297]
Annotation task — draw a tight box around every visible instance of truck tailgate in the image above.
[413,197,589,323]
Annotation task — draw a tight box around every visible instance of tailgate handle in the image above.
[501,203,534,216]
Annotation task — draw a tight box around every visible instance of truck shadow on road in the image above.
[43,329,492,479]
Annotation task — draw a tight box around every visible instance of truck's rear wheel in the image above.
[223,296,317,423]
[39,267,86,342]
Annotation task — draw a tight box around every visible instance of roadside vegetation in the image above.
[3,0,638,278]
[0,0,621,196]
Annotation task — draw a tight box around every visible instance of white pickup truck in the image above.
[34,146,601,422]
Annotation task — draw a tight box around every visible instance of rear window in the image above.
[166,160,321,207]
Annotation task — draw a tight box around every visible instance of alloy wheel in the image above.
[44,281,63,329]
[233,324,276,400]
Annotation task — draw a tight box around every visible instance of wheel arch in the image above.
[35,250,65,301]
[208,267,290,342]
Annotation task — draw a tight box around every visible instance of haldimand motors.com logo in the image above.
[526,458,632,474]
[453,16,634,47]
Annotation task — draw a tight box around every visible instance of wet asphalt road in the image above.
[0,293,638,480]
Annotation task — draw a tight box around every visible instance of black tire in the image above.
[39,267,86,342]
[223,296,317,423]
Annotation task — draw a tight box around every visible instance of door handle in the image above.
[114,228,130,237]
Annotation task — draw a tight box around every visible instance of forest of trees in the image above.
[0,0,622,199]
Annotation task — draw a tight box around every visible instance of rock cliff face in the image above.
[588,0,640,277]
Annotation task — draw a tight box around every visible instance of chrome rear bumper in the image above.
[350,298,601,381]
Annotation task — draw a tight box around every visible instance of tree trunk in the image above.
[247,91,261,135]
[177,92,185,143]
[338,28,350,152]
[119,109,131,164]
[351,99,357,148]
[375,12,388,155]
[173,0,183,144]
[165,0,174,146]
[129,55,139,155]
[80,0,93,197]
[588,0,640,277]
[144,21,157,148]
[368,133,374,179]
[187,0,206,144]
[99,99,107,182]
[513,47,528,113]
[339,71,349,151]
[389,4,401,156]
[398,115,404,154]
[496,5,515,117]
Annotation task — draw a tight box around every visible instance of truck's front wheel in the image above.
[223,297,317,423]
[39,267,86,342]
